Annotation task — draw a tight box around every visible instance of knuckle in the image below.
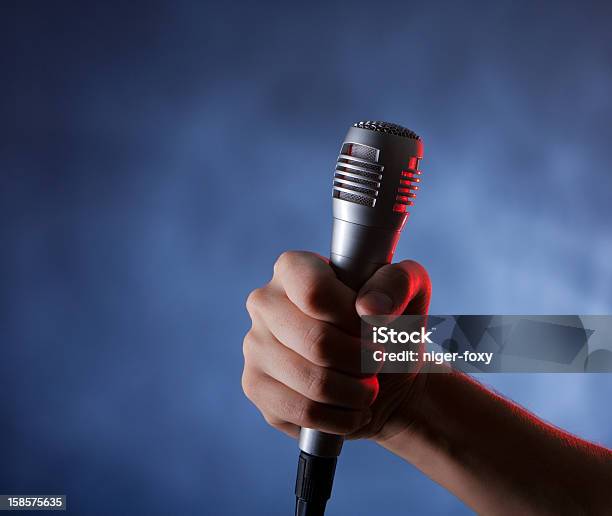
[242,331,257,361]
[241,370,256,401]
[303,323,333,365]
[401,260,432,308]
[416,262,432,295]
[298,399,321,428]
[262,413,278,427]
[245,287,267,315]
[303,367,333,401]
[403,259,431,290]
[274,250,298,275]
[300,278,327,315]
[380,264,412,290]
[405,259,429,278]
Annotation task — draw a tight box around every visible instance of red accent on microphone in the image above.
[398,188,417,197]
[401,170,421,181]
[396,195,413,204]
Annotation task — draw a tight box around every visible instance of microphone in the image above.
[294,121,424,515]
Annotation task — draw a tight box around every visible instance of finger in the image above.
[247,286,375,375]
[356,260,431,318]
[242,361,301,438]
[244,372,371,435]
[274,422,300,439]
[265,417,300,439]
[272,251,360,333]
[245,327,379,409]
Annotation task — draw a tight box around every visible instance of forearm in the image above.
[376,368,612,515]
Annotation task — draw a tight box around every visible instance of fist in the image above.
[242,251,431,441]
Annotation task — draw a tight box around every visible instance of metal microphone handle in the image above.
[298,217,401,458]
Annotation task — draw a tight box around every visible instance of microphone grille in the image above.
[333,142,383,208]
[353,120,420,140]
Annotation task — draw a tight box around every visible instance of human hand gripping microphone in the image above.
[294,121,424,516]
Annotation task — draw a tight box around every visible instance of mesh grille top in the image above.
[353,120,420,140]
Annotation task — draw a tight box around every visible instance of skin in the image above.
[242,251,612,515]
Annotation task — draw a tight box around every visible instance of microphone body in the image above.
[295,122,424,515]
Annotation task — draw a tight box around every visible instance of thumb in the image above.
[355,260,431,318]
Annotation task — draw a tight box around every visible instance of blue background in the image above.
[2,1,611,514]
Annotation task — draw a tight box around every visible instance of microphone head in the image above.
[333,120,424,231]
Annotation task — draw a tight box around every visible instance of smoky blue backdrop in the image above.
[1,1,611,515]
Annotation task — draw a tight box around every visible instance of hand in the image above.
[243,252,612,516]
[242,251,431,442]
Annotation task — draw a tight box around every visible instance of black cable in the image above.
[294,451,337,516]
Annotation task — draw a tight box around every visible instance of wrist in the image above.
[373,364,472,474]
[372,366,438,447]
